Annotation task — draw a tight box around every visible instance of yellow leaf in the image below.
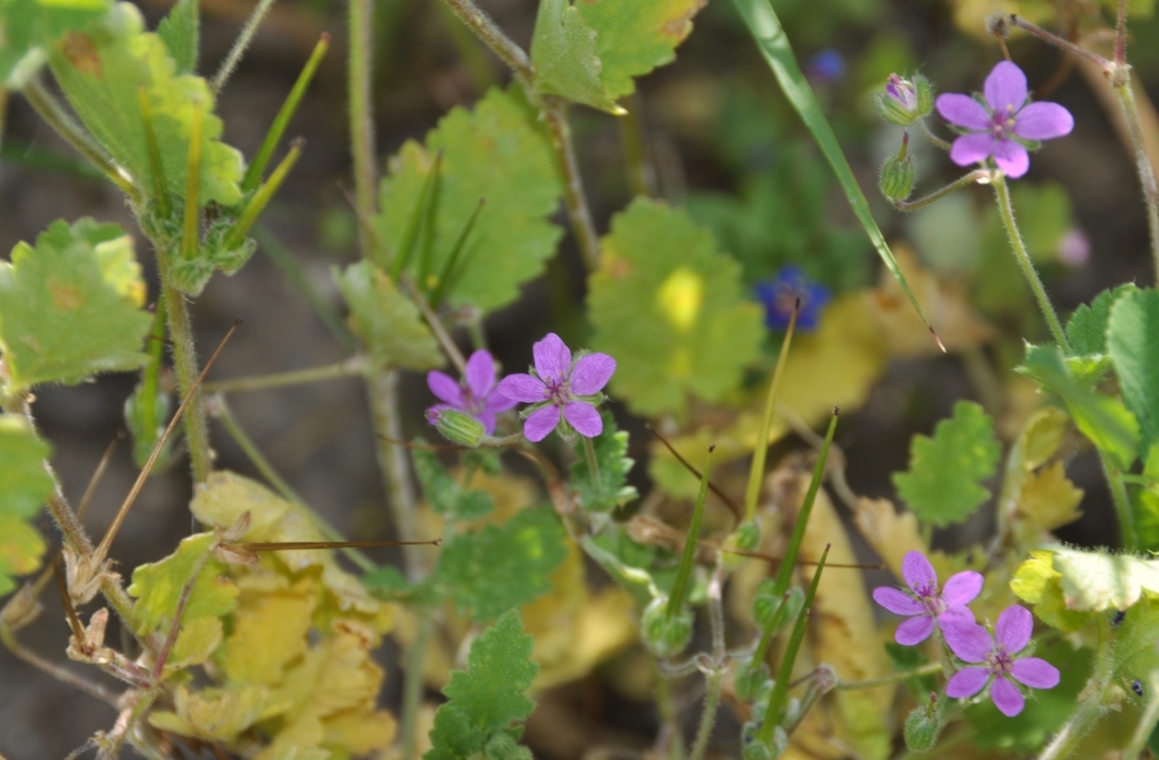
[995,407,1081,546]
[866,243,994,356]
[851,497,927,580]
[224,588,316,687]
[148,683,270,741]
[1010,550,1092,631]
[167,615,223,670]
[322,708,397,755]
[274,621,384,721]
[1011,462,1084,544]
[785,470,893,760]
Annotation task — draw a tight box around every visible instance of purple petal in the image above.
[991,676,1026,717]
[477,411,497,435]
[569,353,616,396]
[984,60,1028,113]
[895,615,936,646]
[483,392,518,415]
[994,605,1033,653]
[901,551,937,593]
[993,139,1030,178]
[949,133,996,167]
[938,605,976,629]
[498,374,548,403]
[464,350,496,399]
[564,401,603,438]
[936,93,991,130]
[523,406,561,442]
[1014,101,1074,140]
[946,667,990,699]
[426,403,453,425]
[942,571,984,606]
[944,620,993,663]
[1011,657,1060,689]
[872,586,924,616]
[428,371,464,407]
[533,333,571,383]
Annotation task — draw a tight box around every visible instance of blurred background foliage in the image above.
[1,0,1158,756]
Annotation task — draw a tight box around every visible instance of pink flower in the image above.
[426,349,517,435]
[935,61,1073,179]
[497,333,616,443]
[943,605,1060,717]
[872,551,983,646]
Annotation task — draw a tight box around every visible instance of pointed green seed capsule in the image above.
[641,596,692,657]
[903,697,942,752]
[434,409,485,447]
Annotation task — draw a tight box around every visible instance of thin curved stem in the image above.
[991,175,1071,352]
[837,661,942,690]
[917,120,951,151]
[688,670,724,760]
[892,169,988,213]
[543,100,601,270]
[440,0,534,88]
[1115,80,1159,283]
[210,0,277,94]
[203,356,367,394]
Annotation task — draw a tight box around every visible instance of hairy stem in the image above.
[1,625,120,706]
[368,371,424,578]
[210,0,277,93]
[1036,617,1114,760]
[203,356,367,394]
[1115,80,1159,283]
[440,0,534,87]
[837,661,943,690]
[399,614,434,760]
[892,169,989,212]
[544,101,601,271]
[688,670,724,760]
[1008,16,1112,70]
[991,175,1071,352]
[917,120,952,151]
[349,0,377,243]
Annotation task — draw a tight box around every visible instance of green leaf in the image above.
[47,3,244,206]
[1016,545,1159,616]
[0,415,55,597]
[425,610,538,760]
[1020,344,1140,469]
[1010,550,1094,632]
[730,0,934,335]
[0,218,151,392]
[588,198,764,417]
[1066,284,1138,357]
[1108,288,1159,453]
[1113,598,1159,687]
[434,507,568,621]
[1135,445,1159,552]
[127,532,238,636]
[412,446,495,521]
[965,639,1091,755]
[892,401,1001,527]
[577,0,706,101]
[375,86,563,312]
[0,0,112,87]
[156,0,198,75]
[335,261,443,371]
[569,409,637,513]
[530,0,620,113]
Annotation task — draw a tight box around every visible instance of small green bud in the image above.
[753,584,802,631]
[734,660,770,702]
[433,409,486,447]
[641,597,693,657]
[879,155,916,202]
[903,695,942,752]
[742,742,774,760]
[876,73,934,126]
[734,520,761,551]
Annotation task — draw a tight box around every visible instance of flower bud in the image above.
[876,73,933,126]
[733,520,761,551]
[903,697,942,752]
[433,409,485,447]
[742,741,774,760]
[641,597,693,657]
[734,660,770,701]
[879,155,916,202]
[753,584,802,631]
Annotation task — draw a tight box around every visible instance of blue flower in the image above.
[755,266,831,332]
[806,49,846,85]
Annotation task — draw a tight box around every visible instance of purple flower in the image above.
[755,266,831,332]
[426,349,516,435]
[872,551,984,646]
[943,605,1060,717]
[496,333,616,443]
[886,73,918,111]
[935,61,1073,179]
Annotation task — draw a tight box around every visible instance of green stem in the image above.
[917,120,951,151]
[440,0,534,87]
[688,670,724,760]
[892,169,989,213]
[21,78,137,200]
[1036,616,1114,760]
[368,371,425,579]
[210,0,278,94]
[399,614,434,760]
[225,139,302,249]
[1103,453,1138,550]
[582,434,602,492]
[667,447,713,620]
[544,101,601,271]
[210,395,376,571]
[203,357,367,394]
[991,175,1071,352]
[618,94,656,197]
[837,661,942,690]
[349,0,377,244]
[656,671,687,760]
[157,262,213,484]
[744,304,798,523]
[1008,16,1113,71]
[1115,80,1159,284]
[1123,672,1159,760]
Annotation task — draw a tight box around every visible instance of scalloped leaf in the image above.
[425,610,538,760]
[0,0,112,86]
[127,532,238,636]
[0,218,151,392]
[336,261,443,371]
[47,3,243,206]
[0,415,55,597]
[530,0,619,113]
[1108,288,1159,453]
[587,198,764,417]
[375,86,562,312]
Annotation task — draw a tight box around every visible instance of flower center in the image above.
[913,582,945,615]
[990,106,1017,140]
[986,647,1014,677]
[544,377,570,406]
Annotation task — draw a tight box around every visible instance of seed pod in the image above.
[434,409,485,447]
[641,596,693,657]
[879,155,916,202]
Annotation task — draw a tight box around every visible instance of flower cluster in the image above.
[425,333,616,444]
[874,551,1059,717]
